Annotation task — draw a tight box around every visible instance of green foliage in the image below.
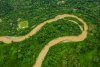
[0,0,13,17]
[0,0,100,67]
[17,20,29,30]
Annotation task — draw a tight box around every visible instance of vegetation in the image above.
[0,0,100,67]
[17,20,29,30]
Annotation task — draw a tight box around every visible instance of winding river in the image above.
[0,14,88,67]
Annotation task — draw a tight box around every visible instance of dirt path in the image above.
[0,14,88,67]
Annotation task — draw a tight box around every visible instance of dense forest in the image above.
[0,0,100,67]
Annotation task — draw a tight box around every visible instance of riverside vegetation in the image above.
[0,0,100,67]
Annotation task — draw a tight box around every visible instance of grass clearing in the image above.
[17,20,29,30]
